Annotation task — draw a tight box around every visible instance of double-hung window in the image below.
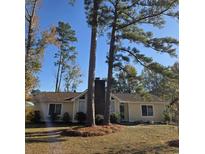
[141,105,153,116]
[48,104,62,115]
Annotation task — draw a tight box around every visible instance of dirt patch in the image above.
[61,124,123,137]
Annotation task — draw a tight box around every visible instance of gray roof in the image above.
[32,92,82,103]
[113,93,164,102]
[32,91,165,104]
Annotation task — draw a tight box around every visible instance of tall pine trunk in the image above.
[55,52,62,92]
[104,2,118,125]
[86,0,99,126]
[58,65,64,92]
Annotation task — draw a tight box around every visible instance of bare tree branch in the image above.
[25,15,30,22]
[25,6,31,17]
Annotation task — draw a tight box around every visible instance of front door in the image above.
[120,103,125,121]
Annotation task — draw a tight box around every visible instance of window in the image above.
[55,104,62,114]
[141,105,153,116]
[48,104,62,115]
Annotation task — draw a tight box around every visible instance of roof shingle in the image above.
[32,92,82,103]
[113,93,164,102]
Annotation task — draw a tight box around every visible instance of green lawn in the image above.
[25,124,178,154]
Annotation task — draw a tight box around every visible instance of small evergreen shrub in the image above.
[62,112,71,123]
[49,113,60,122]
[75,112,86,123]
[95,114,104,125]
[26,110,41,123]
[110,113,120,123]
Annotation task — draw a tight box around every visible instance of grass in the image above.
[25,124,178,154]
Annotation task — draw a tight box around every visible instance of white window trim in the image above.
[47,103,63,116]
[140,104,154,117]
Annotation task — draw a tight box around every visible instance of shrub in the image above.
[25,108,33,123]
[163,105,172,123]
[62,112,71,123]
[95,114,104,125]
[135,120,144,124]
[49,113,60,122]
[75,112,86,123]
[163,112,171,123]
[110,113,120,123]
[26,110,41,123]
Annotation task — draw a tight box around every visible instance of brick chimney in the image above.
[94,77,105,115]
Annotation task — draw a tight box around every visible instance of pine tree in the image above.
[112,64,143,93]
[102,0,178,124]
[84,0,105,126]
[54,22,77,92]
[141,62,179,101]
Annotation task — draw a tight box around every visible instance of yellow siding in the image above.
[72,94,87,122]
[62,103,73,119]
[115,100,120,113]
[124,104,129,121]
[35,102,73,122]
[128,103,138,122]
[128,103,166,122]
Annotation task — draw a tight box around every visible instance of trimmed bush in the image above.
[110,113,120,123]
[62,112,71,123]
[75,112,86,123]
[49,113,60,122]
[95,114,104,125]
[26,110,41,123]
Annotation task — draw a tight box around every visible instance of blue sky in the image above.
[37,0,178,92]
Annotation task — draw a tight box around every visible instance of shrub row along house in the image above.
[30,78,168,123]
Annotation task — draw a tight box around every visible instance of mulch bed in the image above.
[167,139,179,147]
[61,124,123,137]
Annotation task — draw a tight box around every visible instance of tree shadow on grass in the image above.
[107,144,178,154]
[25,126,90,144]
[72,125,86,130]
[25,136,66,143]
[25,122,82,128]
[26,128,68,143]
[25,129,68,137]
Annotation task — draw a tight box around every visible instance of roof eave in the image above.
[70,89,88,102]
